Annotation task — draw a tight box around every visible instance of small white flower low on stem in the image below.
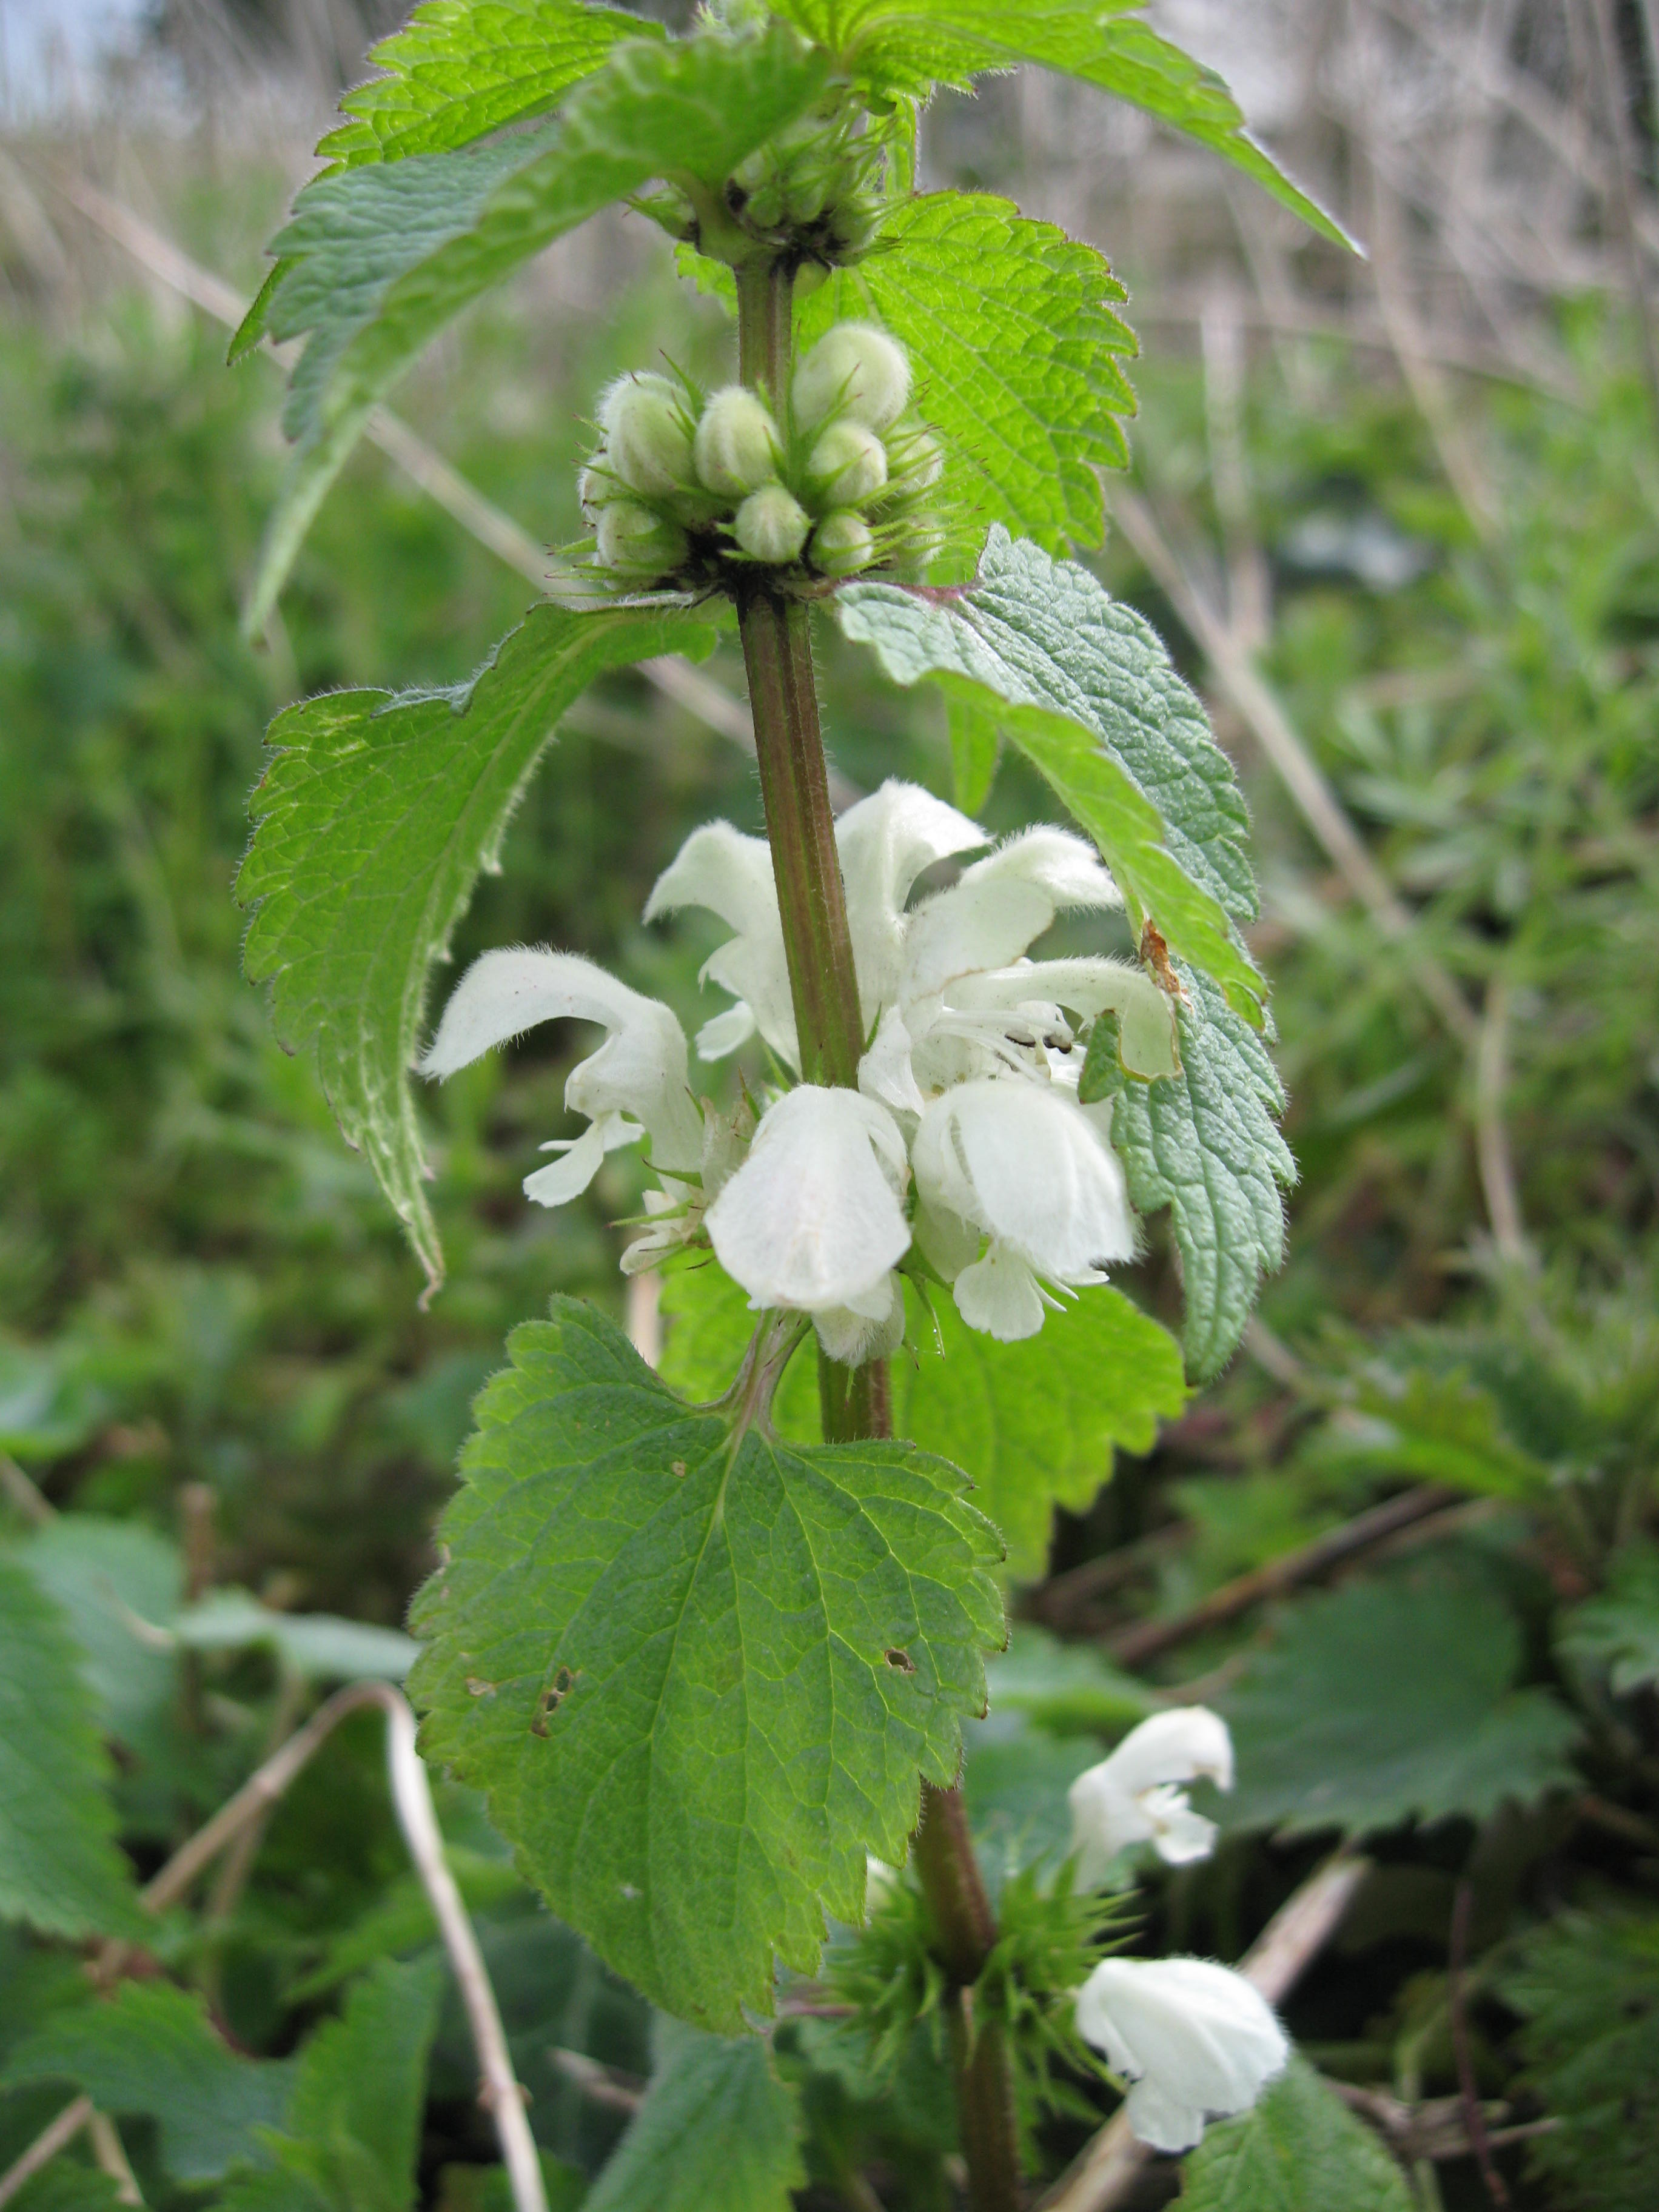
[1068,1709,1235,1886]
[1074,1955,1289,2152]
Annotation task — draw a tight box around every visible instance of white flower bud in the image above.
[693,385,783,498]
[577,463,612,520]
[735,482,811,565]
[811,510,875,578]
[792,321,911,433]
[1074,1957,1289,2153]
[598,372,696,500]
[803,418,888,508]
[595,500,689,580]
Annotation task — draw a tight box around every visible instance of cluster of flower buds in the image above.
[726,107,883,264]
[580,321,944,591]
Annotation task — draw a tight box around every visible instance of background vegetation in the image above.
[2,1,1658,2205]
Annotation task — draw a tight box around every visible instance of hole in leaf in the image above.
[884,1648,916,1673]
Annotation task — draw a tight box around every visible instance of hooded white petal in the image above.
[705,1086,911,1316]
[1073,1957,1289,2153]
[645,822,799,1067]
[1068,1709,1235,1884]
[911,1080,1136,1304]
[901,827,1121,1000]
[836,781,987,1019]
[947,957,1180,1083]
[420,948,702,1176]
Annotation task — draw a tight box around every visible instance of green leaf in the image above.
[1178,2055,1413,2211]
[0,1556,141,1942]
[408,1297,1004,2031]
[657,1261,1186,1581]
[798,193,1136,554]
[248,22,830,623]
[1560,1543,1659,1697]
[834,526,1267,1024]
[773,1,1353,246]
[947,693,1000,816]
[897,1283,1187,1580]
[172,1592,419,1681]
[983,1625,1153,1738]
[290,1853,526,2000]
[1221,1557,1583,1840]
[1,1983,293,2182]
[585,2019,802,2212]
[1095,966,1295,1379]
[1500,1909,1659,2212]
[237,600,720,1292]
[19,1515,181,1751]
[1319,1368,1556,1499]
[270,1959,445,2212]
[0,1338,103,1461]
[316,0,656,170]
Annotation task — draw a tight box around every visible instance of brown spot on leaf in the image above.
[671,1460,688,1478]
[464,1676,495,1698]
[531,1664,578,1737]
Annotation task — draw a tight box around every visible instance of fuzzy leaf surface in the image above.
[1178,2056,1414,2211]
[799,193,1136,554]
[237,602,719,1292]
[316,0,654,170]
[1501,1910,1659,2212]
[408,1298,1004,2032]
[773,1,1350,243]
[247,22,829,621]
[0,1557,141,1942]
[1,1983,293,2182]
[585,2020,802,2212]
[1222,1560,1582,1839]
[1098,967,1294,1378]
[834,527,1266,1022]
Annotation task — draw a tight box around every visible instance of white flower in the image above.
[420,948,703,1210]
[1068,1709,1235,1886]
[646,780,985,1069]
[910,1079,1136,1341]
[1074,1957,1289,2153]
[703,1086,911,1347]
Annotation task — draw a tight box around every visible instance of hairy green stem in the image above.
[734,252,1021,2212]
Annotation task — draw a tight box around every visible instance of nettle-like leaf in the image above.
[656,1261,1187,1581]
[772,0,1351,246]
[408,1298,1004,2033]
[585,2020,803,2212]
[260,1959,444,2212]
[317,0,655,170]
[1560,1543,1659,1697]
[834,527,1266,1025]
[1179,2056,1414,2212]
[2,1983,293,2184]
[1222,1558,1583,1840]
[1092,965,1295,1379]
[243,21,830,623]
[237,602,720,1293]
[798,193,1136,554]
[1501,1909,1659,2212]
[0,1556,141,1942]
